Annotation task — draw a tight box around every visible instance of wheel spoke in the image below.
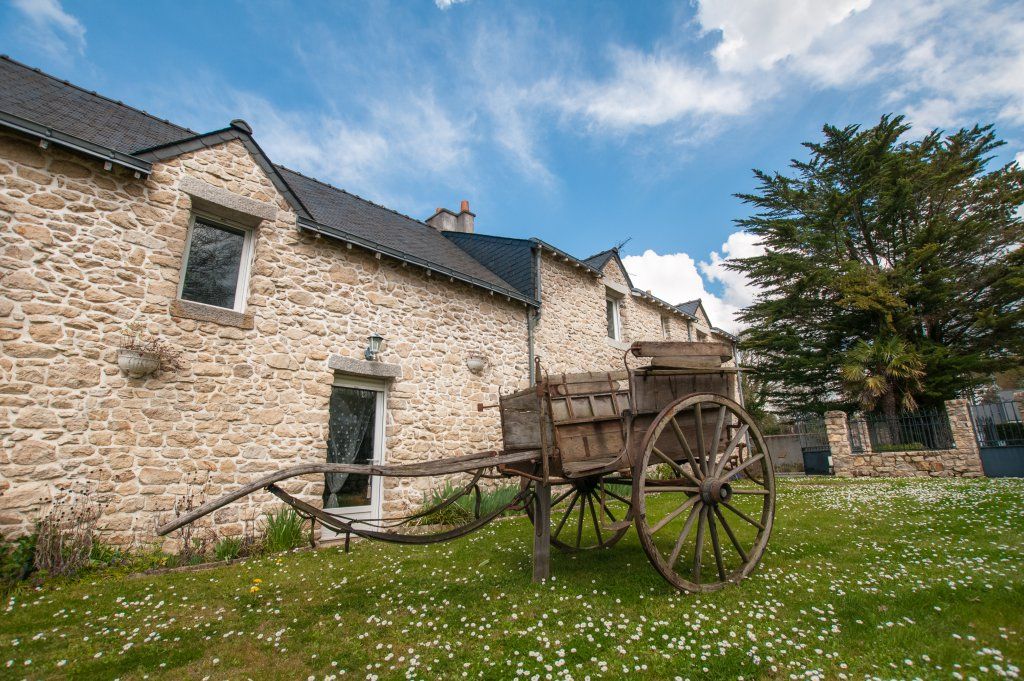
[552,491,580,540]
[693,404,707,475]
[600,498,618,523]
[693,505,708,584]
[708,511,727,581]
[586,492,604,545]
[731,488,770,495]
[652,446,701,486]
[650,494,700,534]
[708,406,727,475]
[600,485,632,507]
[551,487,576,508]
[721,500,765,531]
[643,486,700,494]
[713,505,747,563]
[670,416,702,480]
[575,493,586,548]
[725,453,765,480]
[714,424,749,478]
[668,502,702,569]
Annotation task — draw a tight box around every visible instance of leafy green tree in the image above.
[841,336,925,417]
[729,115,1024,415]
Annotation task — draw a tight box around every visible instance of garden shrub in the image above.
[264,507,307,553]
[417,481,522,525]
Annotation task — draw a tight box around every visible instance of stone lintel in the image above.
[603,279,630,297]
[328,354,402,379]
[180,176,277,224]
[169,299,254,329]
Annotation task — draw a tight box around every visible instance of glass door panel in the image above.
[324,386,377,511]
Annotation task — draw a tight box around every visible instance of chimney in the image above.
[457,200,474,234]
[426,200,474,234]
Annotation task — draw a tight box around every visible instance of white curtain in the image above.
[323,386,376,509]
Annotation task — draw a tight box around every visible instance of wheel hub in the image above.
[700,478,732,505]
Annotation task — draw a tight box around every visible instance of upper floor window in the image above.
[606,295,622,341]
[696,330,708,342]
[661,316,671,339]
[178,216,254,312]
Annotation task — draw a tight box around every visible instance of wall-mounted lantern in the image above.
[364,334,384,361]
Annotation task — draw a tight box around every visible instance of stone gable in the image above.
[0,131,529,543]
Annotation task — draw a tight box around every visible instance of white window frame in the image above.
[177,211,256,313]
[661,316,671,339]
[323,374,387,531]
[606,295,622,341]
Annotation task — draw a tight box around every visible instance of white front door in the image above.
[322,375,385,536]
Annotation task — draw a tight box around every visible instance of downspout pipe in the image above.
[528,244,543,385]
[734,342,746,408]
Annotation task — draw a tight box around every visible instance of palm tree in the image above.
[841,336,925,418]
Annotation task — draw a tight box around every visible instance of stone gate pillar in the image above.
[945,399,984,477]
[825,410,853,477]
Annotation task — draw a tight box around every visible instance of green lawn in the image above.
[2,477,1022,680]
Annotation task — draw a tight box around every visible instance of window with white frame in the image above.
[606,295,622,341]
[661,315,671,339]
[178,215,255,311]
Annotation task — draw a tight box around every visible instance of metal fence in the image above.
[865,408,954,451]
[848,417,865,452]
[794,417,829,452]
[970,400,1024,447]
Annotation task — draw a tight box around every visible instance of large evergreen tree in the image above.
[729,115,1024,416]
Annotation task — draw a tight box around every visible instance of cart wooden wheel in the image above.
[633,393,775,593]
[521,475,633,552]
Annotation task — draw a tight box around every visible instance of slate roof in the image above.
[442,232,537,301]
[0,55,527,303]
[0,55,194,155]
[277,167,525,298]
[582,249,616,272]
[676,299,701,317]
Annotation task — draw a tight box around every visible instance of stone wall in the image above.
[533,253,698,374]
[826,400,985,478]
[0,130,530,544]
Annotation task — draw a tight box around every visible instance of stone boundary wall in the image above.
[764,433,803,473]
[826,400,985,478]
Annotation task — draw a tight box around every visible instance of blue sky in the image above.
[2,0,1022,330]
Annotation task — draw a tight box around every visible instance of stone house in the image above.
[0,56,736,543]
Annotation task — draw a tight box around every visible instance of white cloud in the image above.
[698,0,872,74]
[560,0,1024,141]
[435,0,470,8]
[1016,151,1024,167]
[468,20,561,188]
[162,77,475,213]
[621,231,764,334]
[699,230,765,311]
[11,0,85,60]
[564,48,755,129]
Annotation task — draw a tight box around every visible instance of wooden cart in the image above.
[159,341,775,593]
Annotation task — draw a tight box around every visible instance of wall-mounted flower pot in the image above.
[118,348,160,378]
[466,356,486,375]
